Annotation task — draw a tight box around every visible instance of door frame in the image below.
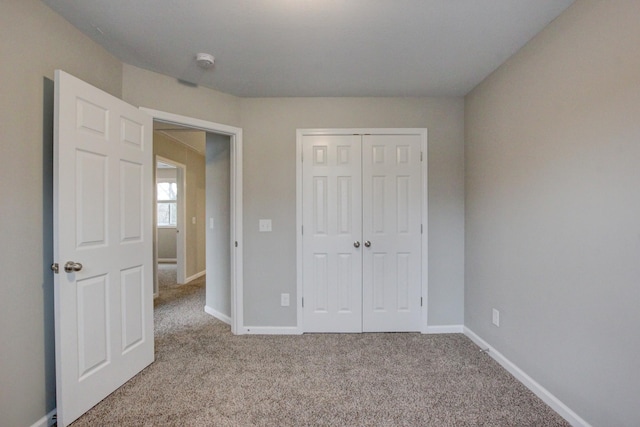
[296,128,429,333]
[142,108,244,334]
[154,156,187,294]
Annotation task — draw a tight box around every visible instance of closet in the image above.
[299,129,426,332]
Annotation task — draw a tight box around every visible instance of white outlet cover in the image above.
[281,293,290,306]
[492,309,500,327]
[259,219,272,232]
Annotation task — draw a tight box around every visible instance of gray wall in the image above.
[153,132,206,279]
[464,1,640,426]
[239,97,465,327]
[157,228,177,260]
[205,133,232,317]
[0,1,123,425]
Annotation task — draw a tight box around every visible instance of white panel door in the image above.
[302,135,363,332]
[54,70,154,426]
[362,135,422,332]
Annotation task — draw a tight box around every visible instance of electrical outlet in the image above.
[492,309,500,327]
[280,293,290,307]
[209,217,214,229]
[192,216,196,224]
[259,219,272,232]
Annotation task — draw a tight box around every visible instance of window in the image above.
[157,182,177,227]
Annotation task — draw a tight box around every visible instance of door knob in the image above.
[64,261,83,273]
[364,241,371,247]
[354,241,361,248]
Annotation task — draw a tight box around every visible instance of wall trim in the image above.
[184,269,206,284]
[240,326,302,335]
[30,409,57,427]
[424,324,464,334]
[463,327,591,427]
[204,305,231,324]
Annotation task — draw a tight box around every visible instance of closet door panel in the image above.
[362,135,422,332]
[302,135,362,332]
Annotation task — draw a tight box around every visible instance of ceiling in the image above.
[42,0,574,98]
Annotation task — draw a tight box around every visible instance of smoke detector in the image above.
[195,53,215,69]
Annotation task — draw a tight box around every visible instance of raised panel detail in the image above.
[313,254,328,312]
[396,176,410,233]
[372,176,385,233]
[337,145,350,165]
[77,274,110,379]
[313,177,328,235]
[372,145,385,164]
[313,146,327,165]
[397,253,410,310]
[121,266,144,354]
[373,253,386,311]
[76,98,108,138]
[337,177,352,234]
[337,254,352,312]
[120,161,143,243]
[396,145,410,164]
[121,117,144,150]
[76,150,107,248]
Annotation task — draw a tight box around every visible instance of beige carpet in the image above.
[71,266,569,426]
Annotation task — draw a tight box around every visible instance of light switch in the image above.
[259,219,272,232]
[209,218,214,229]
[192,217,196,225]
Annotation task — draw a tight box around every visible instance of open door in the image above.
[53,70,154,426]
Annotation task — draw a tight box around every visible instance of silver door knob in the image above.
[354,241,361,248]
[64,261,83,273]
[364,241,371,247]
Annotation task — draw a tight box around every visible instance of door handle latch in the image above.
[64,261,83,273]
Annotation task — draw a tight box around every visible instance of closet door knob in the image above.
[354,241,361,248]
[364,241,371,248]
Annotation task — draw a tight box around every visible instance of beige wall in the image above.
[154,132,206,278]
[239,97,465,326]
[122,64,242,128]
[465,1,640,425]
[0,1,123,426]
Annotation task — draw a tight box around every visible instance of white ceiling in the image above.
[42,0,574,97]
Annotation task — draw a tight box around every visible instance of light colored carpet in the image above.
[70,266,569,426]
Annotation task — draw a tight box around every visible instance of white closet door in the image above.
[362,135,422,332]
[302,135,363,332]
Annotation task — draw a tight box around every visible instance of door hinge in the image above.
[421,224,423,234]
[51,263,59,274]
[235,241,238,247]
[301,225,304,235]
[302,297,304,307]
[421,297,423,307]
[420,151,423,161]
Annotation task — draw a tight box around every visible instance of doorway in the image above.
[143,108,244,334]
[154,157,186,295]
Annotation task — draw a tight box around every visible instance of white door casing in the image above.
[302,135,363,332]
[54,70,154,426]
[362,134,423,332]
[298,129,426,333]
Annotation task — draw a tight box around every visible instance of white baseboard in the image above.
[204,305,231,325]
[184,269,205,283]
[240,326,302,335]
[423,324,464,334]
[158,258,177,263]
[30,409,56,427]
[463,327,590,427]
